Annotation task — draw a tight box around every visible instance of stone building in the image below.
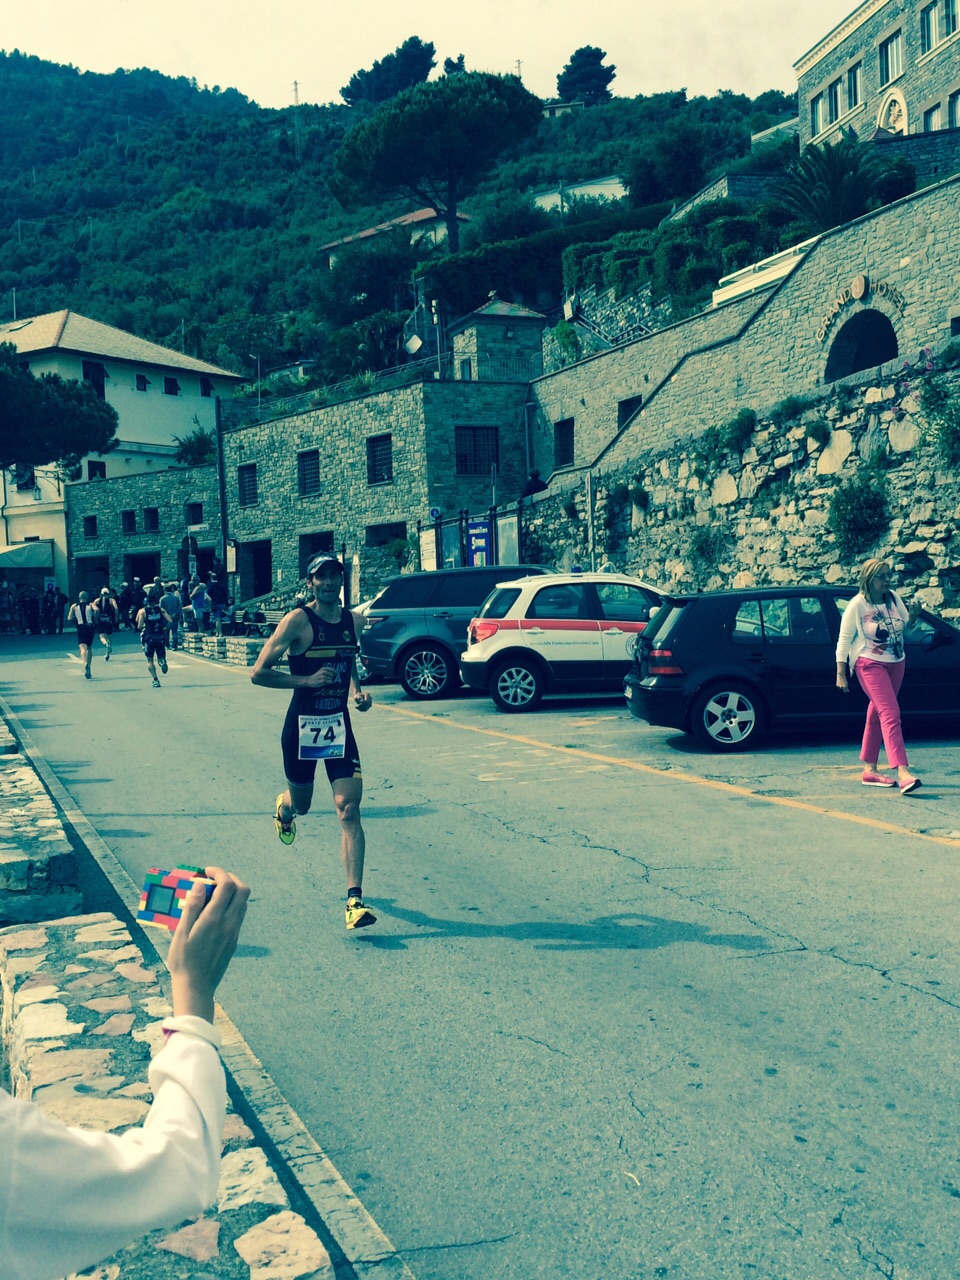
[223,376,530,602]
[796,0,960,145]
[527,172,960,482]
[64,465,222,598]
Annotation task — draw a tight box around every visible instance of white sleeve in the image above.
[0,1030,225,1280]
[835,596,860,666]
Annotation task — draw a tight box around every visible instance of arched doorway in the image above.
[824,309,899,383]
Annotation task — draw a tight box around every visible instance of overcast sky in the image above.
[4,0,855,110]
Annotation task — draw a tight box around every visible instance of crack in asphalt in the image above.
[398,1230,521,1255]
[496,1030,570,1056]
[836,1205,896,1279]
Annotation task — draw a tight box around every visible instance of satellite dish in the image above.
[405,334,423,354]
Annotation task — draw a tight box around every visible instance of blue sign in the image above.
[429,507,442,521]
[467,519,491,566]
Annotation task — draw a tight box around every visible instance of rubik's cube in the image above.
[137,866,214,932]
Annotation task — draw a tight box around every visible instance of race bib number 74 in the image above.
[298,714,346,760]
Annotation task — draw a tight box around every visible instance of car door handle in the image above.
[744,651,766,664]
[527,627,545,634]
[605,627,624,635]
[432,612,452,618]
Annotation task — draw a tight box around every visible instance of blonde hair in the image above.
[858,557,890,597]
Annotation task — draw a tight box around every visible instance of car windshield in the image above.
[479,587,522,619]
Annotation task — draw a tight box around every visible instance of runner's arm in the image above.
[250,612,331,689]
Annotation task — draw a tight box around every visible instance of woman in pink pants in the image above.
[836,558,922,794]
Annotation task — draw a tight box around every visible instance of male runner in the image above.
[66,591,98,679]
[96,587,118,660]
[136,587,172,688]
[250,555,375,930]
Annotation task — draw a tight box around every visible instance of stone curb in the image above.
[0,693,416,1280]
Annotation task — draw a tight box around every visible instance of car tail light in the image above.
[470,620,500,645]
[648,647,684,676]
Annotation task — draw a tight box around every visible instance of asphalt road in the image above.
[4,630,960,1280]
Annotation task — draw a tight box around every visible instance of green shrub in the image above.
[751,475,789,519]
[921,376,960,468]
[720,407,757,454]
[629,476,649,510]
[551,319,583,366]
[832,383,857,415]
[827,469,890,557]
[603,483,631,552]
[806,418,832,449]
[688,523,731,575]
[769,394,808,427]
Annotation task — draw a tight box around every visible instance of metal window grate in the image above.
[83,516,98,539]
[455,426,498,476]
[298,450,321,497]
[366,435,393,485]
[554,418,575,468]
[121,510,136,534]
[143,508,159,533]
[238,463,258,506]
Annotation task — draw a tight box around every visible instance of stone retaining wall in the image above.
[0,747,81,927]
[523,360,960,615]
[178,632,264,666]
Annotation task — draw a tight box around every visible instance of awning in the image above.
[0,542,54,569]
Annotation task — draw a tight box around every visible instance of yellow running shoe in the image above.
[274,794,296,845]
[345,897,376,930]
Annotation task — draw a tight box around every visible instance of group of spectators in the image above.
[0,581,69,636]
[100,573,231,641]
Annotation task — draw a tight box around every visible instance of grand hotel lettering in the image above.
[815,274,907,343]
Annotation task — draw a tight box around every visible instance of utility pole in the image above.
[12,288,17,321]
[292,81,302,163]
[515,59,523,81]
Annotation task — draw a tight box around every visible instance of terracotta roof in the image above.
[320,208,470,253]
[0,310,242,379]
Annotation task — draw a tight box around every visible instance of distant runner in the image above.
[250,555,375,930]
[96,587,118,661]
[136,587,172,689]
[67,591,98,680]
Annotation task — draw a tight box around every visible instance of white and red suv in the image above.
[460,573,662,712]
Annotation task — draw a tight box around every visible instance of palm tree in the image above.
[777,135,883,233]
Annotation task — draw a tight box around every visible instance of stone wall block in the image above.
[711,473,738,506]
[816,429,853,475]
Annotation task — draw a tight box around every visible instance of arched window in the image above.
[824,310,899,383]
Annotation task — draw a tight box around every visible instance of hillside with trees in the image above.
[0,45,821,391]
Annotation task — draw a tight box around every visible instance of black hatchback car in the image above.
[624,586,960,750]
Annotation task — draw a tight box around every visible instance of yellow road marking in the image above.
[382,704,960,849]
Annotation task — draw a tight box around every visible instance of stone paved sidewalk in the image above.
[0,911,337,1280]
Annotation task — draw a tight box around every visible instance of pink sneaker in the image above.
[861,770,895,788]
[898,776,922,795]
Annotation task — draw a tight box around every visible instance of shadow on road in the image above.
[356,900,771,954]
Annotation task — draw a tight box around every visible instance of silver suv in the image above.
[360,565,552,699]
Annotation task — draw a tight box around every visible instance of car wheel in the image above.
[399,645,458,700]
[491,659,545,712]
[691,684,765,751]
